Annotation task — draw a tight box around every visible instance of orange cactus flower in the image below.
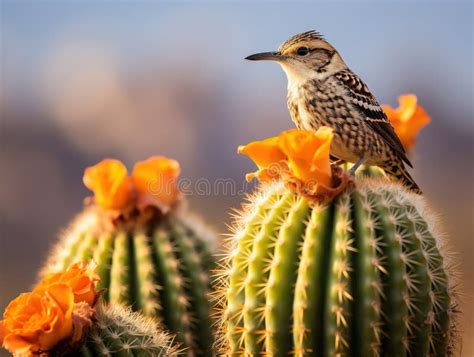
[237,137,287,182]
[237,137,286,169]
[382,94,431,151]
[34,262,99,307]
[238,127,334,188]
[83,159,133,210]
[0,285,74,355]
[278,128,333,187]
[0,263,99,355]
[132,156,181,212]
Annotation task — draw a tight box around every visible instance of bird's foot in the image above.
[348,158,366,176]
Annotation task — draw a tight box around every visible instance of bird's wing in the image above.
[334,70,412,167]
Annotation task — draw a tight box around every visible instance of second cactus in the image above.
[41,156,216,356]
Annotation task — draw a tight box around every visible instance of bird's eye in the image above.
[296,46,309,56]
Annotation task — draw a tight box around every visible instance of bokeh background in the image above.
[1,1,472,355]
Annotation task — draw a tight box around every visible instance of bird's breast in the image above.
[287,87,326,131]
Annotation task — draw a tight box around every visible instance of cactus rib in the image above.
[265,196,310,356]
[293,204,334,356]
[225,191,278,354]
[172,223,214,355]
[369,191,408,357]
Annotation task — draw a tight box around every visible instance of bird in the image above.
[245,30,422,194]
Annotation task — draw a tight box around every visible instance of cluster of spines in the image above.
[42,212,215,356]
[79,302,180,356]
[215,179,457,356]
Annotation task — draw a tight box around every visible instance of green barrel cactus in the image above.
[79,302,180,356]
[218,179,457,356]
[41,157,216,356]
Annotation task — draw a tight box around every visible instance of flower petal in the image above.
[397,94,418,121]
[278,127,333,186]
[384,94,431,151]
[37,285,74,351]
[132,156,181,212]
[0,287,74,355]
[35,262,99,307]
[237,136,285,169]
[83,159,133,210]
[3,334,38,355]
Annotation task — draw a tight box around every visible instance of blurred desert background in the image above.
[1,1,472,355]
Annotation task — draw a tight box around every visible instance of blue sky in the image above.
[2,1,473,128]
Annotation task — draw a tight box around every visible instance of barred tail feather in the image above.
[381,162,423,194]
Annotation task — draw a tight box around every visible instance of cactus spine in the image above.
[42,210,215,356]
[79,302,179,356]
[218,179,456,356]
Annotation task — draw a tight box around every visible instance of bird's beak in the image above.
[245,51,286,62]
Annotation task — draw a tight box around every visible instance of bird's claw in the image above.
[347,158,366,176]
[348,166,358,176]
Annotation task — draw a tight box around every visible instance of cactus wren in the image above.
[246,30,422,194]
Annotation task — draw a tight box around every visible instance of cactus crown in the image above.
[215,178,458,356]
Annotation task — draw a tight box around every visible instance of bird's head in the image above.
[246,30,346,85]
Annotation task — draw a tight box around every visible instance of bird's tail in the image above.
[380,162,423,195]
